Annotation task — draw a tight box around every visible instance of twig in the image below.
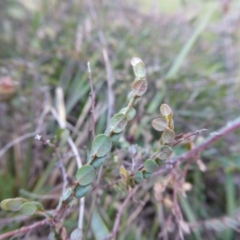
[35,135,68,196]
[109,186,139,240]
[0,107,49,158]
[49,107,84,233]
[50,107,82,167]
[172,129,208,146]
[87,62,95,138]
[187,208,240,233]
[0,218,53,240]
[126,193,149,226]
[86,0,115,125]
[0,215,30,226]
[154,116,240,176]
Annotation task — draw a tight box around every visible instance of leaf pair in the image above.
[0,198,43,216]
[152,104,175,146]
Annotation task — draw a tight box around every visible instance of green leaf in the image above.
[134,171,144,183]
[56,198,63,210]
[131,58,146,78]
[0,198,27,212]
[155,159,164,166]
[91,209,109,240]
[110,132,122,142]
[158,145,173,160]
[144,159,159,173]
[62,188,72,201]
[76,165,95,186]
[92,134,112,157]
[152,118,168,131]
[120,165,128,183]
[142,171,151,179]
[20,202,37,216]
[129,178,136,188]
[161,128,175,145]
[91,157,105,169]
[109,113,128,133]
[127,91,142,105]
[74,184,91,198]
[169,119,174,130]
[32,201,44,211]
[132,79,147,97]
[120,107,136,121]
[160,104,172,117]
[70,228,82,240]
[130,57,143,66]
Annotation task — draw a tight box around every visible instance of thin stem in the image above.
[172,129,208,147]
[0,107,49,158]
[0,218,53,240]
[110,186,139,240]
[88,61,95,139]
[154,116,240,176]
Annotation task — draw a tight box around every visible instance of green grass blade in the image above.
[148,6,215,113]
[91,209,109,240]
[180,197,202,240]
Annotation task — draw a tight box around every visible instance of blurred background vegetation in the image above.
[0,0,240,239]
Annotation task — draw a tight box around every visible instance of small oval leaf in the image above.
[120,165,128,183]
[131,57,142,66]
[76,165,95,186]
[142,171,151,179]
[20,202,37,216]
[144,159,159,173]
[91,157,106,169]
[160,104,172,117]
[70,228,82,240]
[158,145,173,160]
[134,171,144,183]
[110,132,122,142]
[62,188,72,201]
[31,201,44,211]
[132,79,147,97]
[0,198,27,212]
[109,113,128,133]
[74,184,91,198]
[120,107,136,121]
[161,128,175,145]
[92,134,112,157]
[127,91,142,105]
[133,62,146,78]
[152,118,168,131]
